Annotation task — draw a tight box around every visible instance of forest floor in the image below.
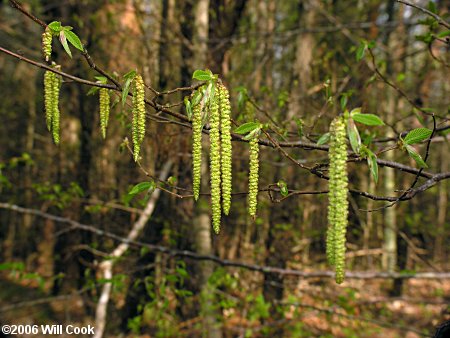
[0,274,449,337]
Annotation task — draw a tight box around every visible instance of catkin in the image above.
[209,89,222,233]
[327,116,349,284]
[248,137,259,218]
[42,27,52,61]
[51,72,61,145]
[99,88,110,139]
[218,84,232,215]
[192,102,203,201]
[44,70,54,131]
[132,74,146,161]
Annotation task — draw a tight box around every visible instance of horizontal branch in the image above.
[1,203,450,280]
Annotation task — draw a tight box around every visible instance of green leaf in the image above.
[356,41,367,61]
[128,181,156,196]
[352,113,384,126]
[235,122,260,135]
[347,119,361,153]
[48,21,62,33]
[59,31,72,58]
[427,1,437,14]
[406,145,428,168]
[184,97,192,120]
[317,132,330,145]
[192,70,212,81]
[87,86,100,96]
[191,90,203,107]
[243,127,261,140]
[340,94,348,110]
[437,30,450,38]
[403,128,432,145]
[64,29,84,51]
[294,118,304,137]
[366,150,378,183]
[95,76,108,84]
[277,180,289,197]
[121,70,137,106]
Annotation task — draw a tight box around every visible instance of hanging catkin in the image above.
[44,70,54,131]
[99,88,110,139]
[132,74,146,161]
[192,101,203,201]
[42,27,52,61]
[326,115,349,284]
[209,88,222,233]
[218,84,232,215]
[51,72,61,145]
[248,136,259,218]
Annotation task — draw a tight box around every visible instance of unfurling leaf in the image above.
[317,132,330,145]
[406,145,428,168]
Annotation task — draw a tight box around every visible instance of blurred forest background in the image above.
[0,0,449,337]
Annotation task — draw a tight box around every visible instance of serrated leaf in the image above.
[121,71,136,106]
[277,180,289,197]
[406,145,428,168]
[184,97,192,120]
[192,70,212,81]
[95,76,108,84]
[243,127,261,141]
[235,122,260,135]
[437,30,450,38]
[64,29,84,51]
[366,150,378,183]
[347,119,361,153]
[59,31,72,58]
[356,41,367,61]
[48,21,62,33]
[404,128,432,145]
[352,113,384,126]
[87,86,100,96]
[317,132,330,145]
[128,181,155,196]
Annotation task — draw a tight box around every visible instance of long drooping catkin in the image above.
[192,102,203,201]
[209,90,222,233]
[327,116,349,284]
[248,137,259,218]
[132,74,146,161]
[218,84,232,215]
[42,27,52,61]
[99,88,110,139]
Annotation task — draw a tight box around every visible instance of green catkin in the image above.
[44,70,54,131]
[327,116,349,284]
[42,27,52,61]
[99,88,110,139]
[51,72,61,145]
[192,102,203,201]
[248,136,259,218]
[209,88,222,234]
[218,84,232,215]
[132,74,146,161]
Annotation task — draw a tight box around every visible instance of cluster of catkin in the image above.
[192,83,232,233]
[326,115,349,284]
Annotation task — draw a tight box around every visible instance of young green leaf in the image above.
[406,145,428,168]
[59,31,72,58]
[277,180,289,197]
[356,41,367,61]
[192,70,212,81]
[317,132,330,145]
[235,122,260,135]
[48,21,62,33]
[128,181,156,196]
[437,30,450,38]
[366,149,378,183]
[184,97,192,120]
[403,128,432,145]
[95,76,108,84]
[347,119,361,153]
[352,113,385,126]
[64,29,84,51]
[121,70,137,106]
[243,127,261,141]
[87,86,100,96]
[340,95,348,110]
